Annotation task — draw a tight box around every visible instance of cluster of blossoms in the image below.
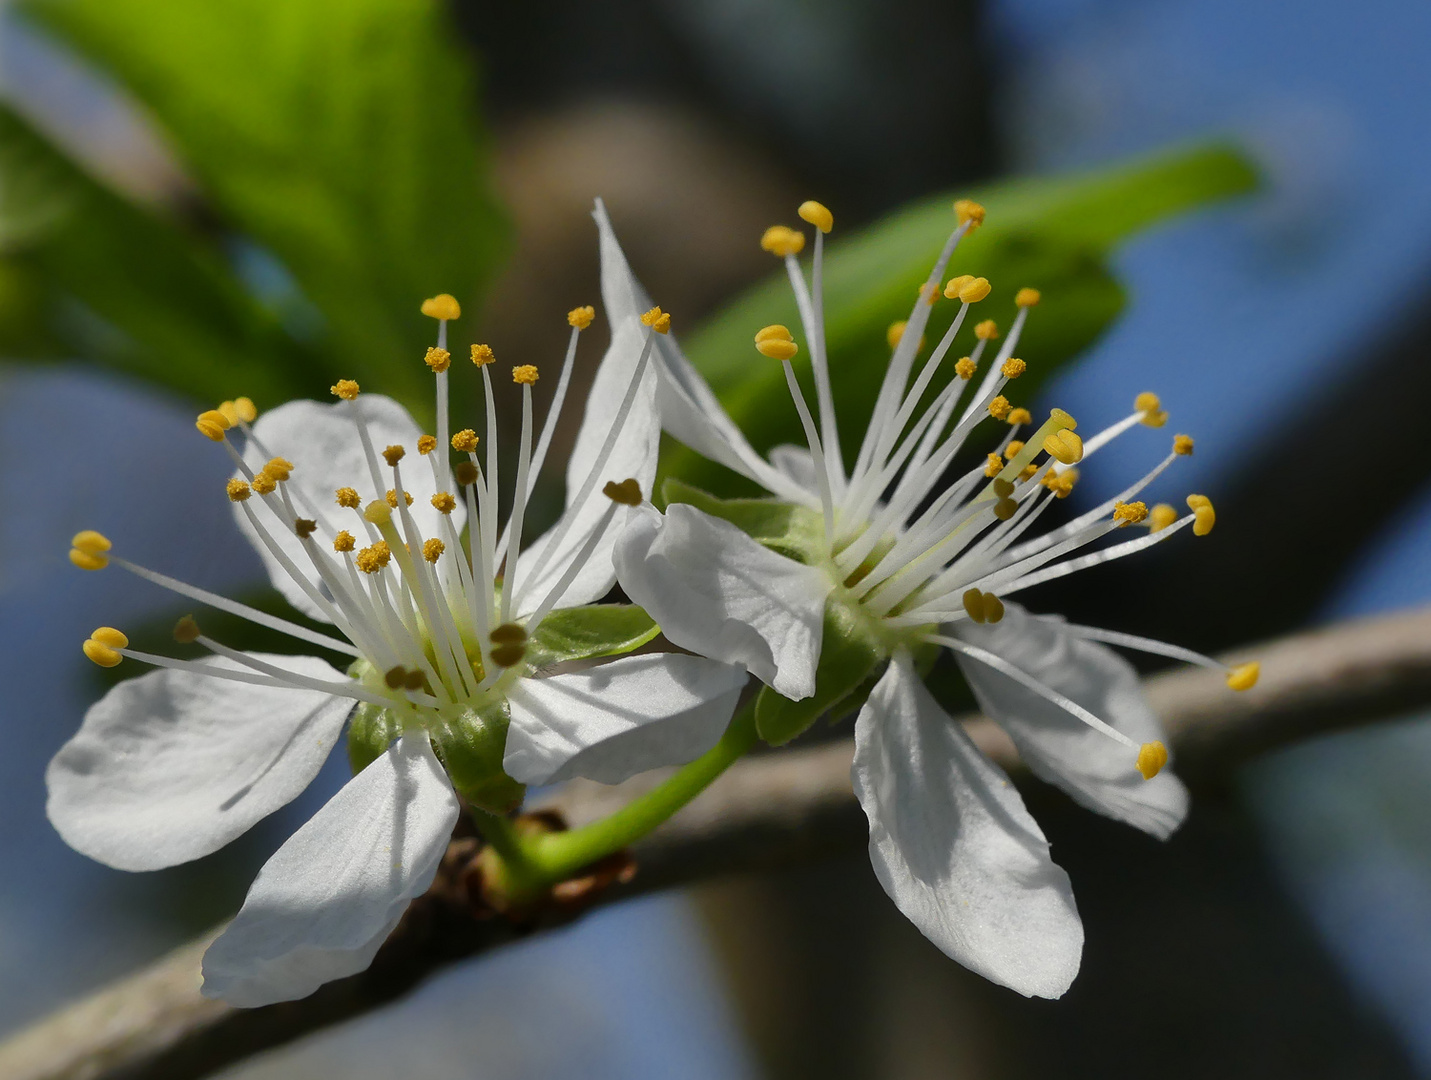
[50,196,1256,1006]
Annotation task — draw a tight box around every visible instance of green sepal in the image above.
[525,604,660,670]
[431,700,526,815]
[755,600,885,746]
[346,699,405,774]
[661,477,823,564]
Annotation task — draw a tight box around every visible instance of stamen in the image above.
[82,627,128,667]
[512,364,539,385]
[953,199,986,229]
[382,444,406,467]
[195,410,230,442]
[1043,428,1084,465]
[471,343,496,366]
[422,538,444,563]
[1112,501,1148,527]
[954,356,977,379]
[69,529,112,570]
[1136,391,1168,428]
[356,542,391,574]
[333,530,356,552]
[424,347,452,373]
[603,478,644,505]
[798,200,834,233]
[568,305,596,329]
[173,615,201,643]
[988,396,1012,421]
[760,225,806,257]
[1174,434,1194,456]
[226,479,252,502]
[641,306,672,334]
[418,434,438,455]
[501,371,539,623]
[1136,742,1168,779]
[331,380,360,400]
[421,294,462,321]
[1187,494,1216,536]
[1000,357,1026,379]
[1226,662,1260,691]
[974,319,999,340]
[1147,503,1178,533]
[1015,287,1041,307]
[1008,407,1032,426]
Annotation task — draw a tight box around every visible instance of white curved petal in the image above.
[46,655,351,872]
[201,735,458,1007]
[503,653,747,785]
[767,443,821,497]
[614,503,831,701]
[852,655,1083,999]
[951,603,1188,840]
[512,203,662,616]
[238,395,461,622]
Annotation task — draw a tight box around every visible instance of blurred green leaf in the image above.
[667,143,1258,494]
[24,0,509,410]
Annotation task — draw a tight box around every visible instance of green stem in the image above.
[519,699,758,884]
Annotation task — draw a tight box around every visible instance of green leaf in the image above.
[661,477,824,563]
[525,605,660,670]
[24,0,509,413]
[664,143,1258,494]
[755,600,884,746]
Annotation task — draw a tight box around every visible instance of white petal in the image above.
[852,655,1083,999]
[512,204,662,615]
[614,503,832,700]
[201,735,458,1007]
[239,395,461,622]
[46,655,352,872]
[767,443,821,497]
[951,603,1189,839]
[503,653,747,785]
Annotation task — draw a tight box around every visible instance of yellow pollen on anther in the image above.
[431,491,457,514]
[1226,662,1260,692]
[985,453,1004,477]
[424,346,452,373]
[959,276,992,303]
[1018,463,1038,481]
[1042,468,1078,499]
[512,364,540,385]
[263,457,294,482]
[294,518,318,539]
[422,538,445,563]
[954,356,977,380]
[471,343,496,366]
[421,294,461,321]
[760,225,805,257]
[1135,391,1161,413]
[363,500,392,525]
[798,200,834,233]
[755,324,793,344]
[1187,494,1216,536]
[68,547,111,572]
[568,305,596,330]
[1044,428,1084,465]
[173,615,201,644]
[71,530,112,555]
[195,410,230,441]
[1148,503,1178,532]
[1006,440,1025,457]
[417,435,438,456]
[1001,357,1027,378]
[335,487,361,509]
[217,401,240,426]
[944,275,973,300]
[226,478,252,502]
[1174,434,1195,456]
[1007,407,1032,426]
[455,461,479,487]
[382,445,405,467]
[355,542,391,574]
[82,634,125,668]
[954,199,986,228]
[974,319,1000,340]
[1136,741,1168,780]
[331,379,360,400]
[251,473,276,496]
[385,488,414,508]
[756,336,798,360]
[641,307,672,334]
[333,530,356,553]
[451,429,479,453]
[233,397,257,423]
[988,396,1012,421]
[1015,287,1041,308]
[1113,501,1149,527]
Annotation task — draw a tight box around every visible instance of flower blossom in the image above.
[609,198,1260,998]
[47,209,747,1007]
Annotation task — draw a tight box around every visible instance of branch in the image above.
[6,607,1431,1080]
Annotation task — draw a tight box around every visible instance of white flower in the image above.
[47,206,747,1007]
[608,199,1260,997]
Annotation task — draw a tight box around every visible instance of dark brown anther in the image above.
[992,478,1015,498]
[993,497,1018,521]
[454,460,479,487]
[384,665,408,689]
[404,668,428,691]
[489,622,527,644]
[490,642,526,668]
[601,477,643,505]
[294,518,318,539]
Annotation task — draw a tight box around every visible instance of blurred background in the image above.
[2,0,1431,1076]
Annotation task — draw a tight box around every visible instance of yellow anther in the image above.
[755,324,794,344]
[1042,468,1078,499]
[603,478,644,506]
[451,429,479,453]
[993,497,1018,521]
[217,401,240,426]
[1005,440,1025,457]
[1173,434,1195,456]
[1113,500,1148,527]
[944,275,974,300]
[1187,494,1216,536]
[363,500,392,525]
[90,626,127,649]
[355,541,392,574]
[331,379,361,400]
[974,319,1000,340]
[382,445,405,467]
[760,225,805,257]
[1015,287,1041,307]
[962,588,988,623]
[568,305,596,330]
[1001,357,1026,379]
[262,457,294,482]
[251,473,276,496]
[233,397,257,423]
[1226,662,1260,692]
[1007,407,1032,426]
[82,637,124,668]
[335,486,361,509]
[333,530,356,553]
[954,356,977,380]
[1143,409,1168,428]
[757,337,799,360]
[512,364,540,385]
[641,306,672,334]
[414,435,436,457]
[471,344,496,367]
[226,478,252,502]
[954,198,986,228]
[1136,741,1168,780]
[431,492,457,515]
[455,460,479,487]
[422,538,445,563]
[988,395,1011,421]
[798,200,834,233]
[385,488,414,508]
[1135,391,1161,413]
[992,478,1015,498]
[195,410,230,441]
[1147,503,1178,533]
[424,346,452,373]
[958,276,992,303]
[1049,407,1077,431]
[69,547,111,573]
[421,294,461,320]
[1018,463,1038,481]
[985,453,1004,477]
[984,593,1005,623]
[919,281,940,306]
[72,530,112,555]
[173,615,201,644]
[1044,428,1084,465]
